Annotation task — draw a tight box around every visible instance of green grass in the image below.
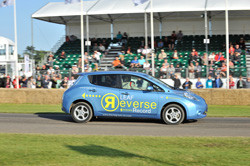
[208,105,250,117]
[0,134,249,166]
[0,104,250,117]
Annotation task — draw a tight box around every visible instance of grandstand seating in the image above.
[52,34,248,77]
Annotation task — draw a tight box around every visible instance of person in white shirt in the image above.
[142,46,151,58]
[208,52,216,64]
[99,44,105,52]
[68,76,76,88]
[47,66,55,76]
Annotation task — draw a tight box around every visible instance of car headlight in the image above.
[183,92,199,101]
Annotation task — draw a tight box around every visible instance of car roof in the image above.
[78,71,148,77]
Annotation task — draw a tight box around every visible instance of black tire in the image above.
[162,104,185,125]
[71,102,93,123]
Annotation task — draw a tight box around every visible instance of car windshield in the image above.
[144,74,174,90]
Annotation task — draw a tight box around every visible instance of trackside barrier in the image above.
[0,89,250,105]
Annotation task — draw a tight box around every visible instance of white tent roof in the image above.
[32,0,250,24]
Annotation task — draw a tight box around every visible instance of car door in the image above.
[87,74,121,116]
[119,74,161,117]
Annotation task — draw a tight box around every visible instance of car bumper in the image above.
[186,98,208,120]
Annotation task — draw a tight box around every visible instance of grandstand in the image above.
[32,0,250,79]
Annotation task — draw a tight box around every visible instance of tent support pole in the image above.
[80,0,85,72]
[144,13,148,47]
[159,20,162,40]
[150,0,155,76]
[208,12,212,37]
[205,10,209,77]
[225,0,230,89]
[86,15,90,55]
[110,21,114,42]
[14,0,19,88]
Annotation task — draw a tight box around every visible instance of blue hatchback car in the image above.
[62,71,207,125]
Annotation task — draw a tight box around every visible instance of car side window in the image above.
[121,75,163,92]
[88,74,120,88]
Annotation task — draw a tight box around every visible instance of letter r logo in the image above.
[105,96,115,108]
[101,93,119,112]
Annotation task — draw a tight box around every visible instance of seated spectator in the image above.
[112,57,122,69]
[84,59,90,72]
[5,76,11,88]
[93,51,101,64]
[143,60,150,70]
[238,38,245,50]
[182,78,193,89]
[229,60,234,69]
[137,46,143,54]
[215,52,225,63]
[189,52,197,63]
[169,38,175,51]
[78,56,82,69]
[71,65,79,78]
[51,76,57,89]
[234,52,241,64]
[60,77,68,89]
[91,54,99,71]
[158,49,167,59]
[60,51,66,59]
[208,52,216,64]
[120,57,126,66]
[130,57,140,68]
[93,43,99,51]
[157,40,164,48]
[47,66,55,76]
[138,56,146,68]
[162,59,169,67]
[234,44,242,54]
[27,76,36,89]
[36,76,42,88]
[237,76,246,89]
[174,64,181,77]
[142,46,151,58]
[48,54,54,67]
[229,52,234,61]
[220,63,227,77]
[229,45,235,54]
[194,62,201,78]
[177,30,183,41]
[42,75,50,89]
[201,53,208,65]
[163,37,169,48]
[20,76,28,88]
[171,31,177,42]
[206,75,213,88]
[99,43,105,52]
[116,31,122,40]
[172,50,179,59]
[140,40,145,47]
[229,77,235,89]
[168,64,175,78]
[188,63,195,79]
[246,77,250,88]
[191,48,198,56]
[213,75,223,88]
[68,76,76,88]
[172,74,181,89]
[54,65,60,76]
[122,32,128,45]
[160,63,168,79]
[196,77,204,89]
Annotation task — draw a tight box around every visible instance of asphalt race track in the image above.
[0,113,249,137]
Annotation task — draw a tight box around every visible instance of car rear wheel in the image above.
[162,104,185,125]
[71,102,93,123]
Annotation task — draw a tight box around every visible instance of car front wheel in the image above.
[71,102,93,123]
[162,104,185,125]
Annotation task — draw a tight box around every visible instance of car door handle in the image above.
[89,89,96,92]
[121,92,129,95]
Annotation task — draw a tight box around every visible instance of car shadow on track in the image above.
[35,113,198,125]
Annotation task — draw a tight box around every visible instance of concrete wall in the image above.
[0,89,250,105]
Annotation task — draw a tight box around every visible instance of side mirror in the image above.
[147,86,154,91]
